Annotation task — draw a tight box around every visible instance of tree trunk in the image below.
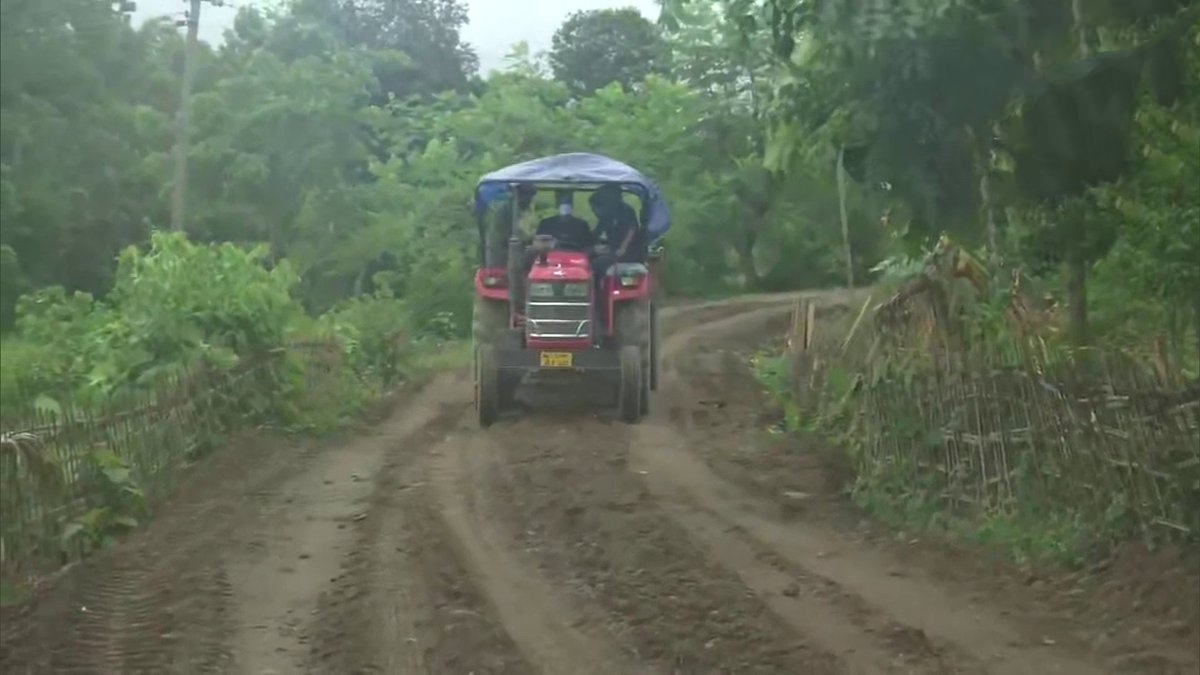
[981,170,997,254]
[968,125,999,254]
[1072,0,1091,59]
[1193,293,1200,365]
[352,267,366,297]
[736,230,760,289]
[1064,0,1091,348]
[1167,304,1179,354]
[837,145,855,289]
[1066,252,1089,346]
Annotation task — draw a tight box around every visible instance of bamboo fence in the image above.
[784,296,1200,544]
[0,343,343,575]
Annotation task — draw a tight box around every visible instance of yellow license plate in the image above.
[539,351,573,368]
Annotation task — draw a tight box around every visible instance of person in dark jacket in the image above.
[589,184,641,262]
[536,189,594,250]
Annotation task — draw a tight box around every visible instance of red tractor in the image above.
[471,153,670,427]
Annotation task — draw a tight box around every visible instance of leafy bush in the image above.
[8,233,305,409]
[318,288,411,386]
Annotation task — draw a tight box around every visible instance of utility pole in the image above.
[170,0,204,232]
[836,145,855,289]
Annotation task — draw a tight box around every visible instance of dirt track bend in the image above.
[2,293,1196,675]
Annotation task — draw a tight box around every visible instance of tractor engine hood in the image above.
[528,250,592,282]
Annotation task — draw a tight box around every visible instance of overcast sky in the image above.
[131,0,661,74]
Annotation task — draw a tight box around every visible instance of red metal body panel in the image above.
[603,273,651,336]
[474,267,509,301]
[527,250,592,282]
[476,252,654,344]
[527,251,592,351]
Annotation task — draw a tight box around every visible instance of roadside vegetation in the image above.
[1,0,1196,588]
[2,0,865,586]
[728,0,1200,565]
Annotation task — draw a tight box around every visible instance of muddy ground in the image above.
[1,294,1196,675]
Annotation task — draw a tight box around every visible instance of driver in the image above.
[536,189,594,250]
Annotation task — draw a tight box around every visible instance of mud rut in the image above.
[2,295,1196,675]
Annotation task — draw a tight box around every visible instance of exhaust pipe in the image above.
[506,235,524,312]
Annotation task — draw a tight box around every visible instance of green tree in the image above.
[293,0,478,98]
[549,8,669,96]
[673,0,1197,344]
[663,0,885,288]
[0,0,180,324]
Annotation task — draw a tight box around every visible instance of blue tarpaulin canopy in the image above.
[474,152,671,240]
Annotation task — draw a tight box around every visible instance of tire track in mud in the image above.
[303,300,801,675]
[0,433,327,675]
[430,426,656,675]
[18,292,1164,675]
[317,298,828,674]
[470,415,840,674]
[638,300,1162,675]
[227,373,475,674]
[641,303,968,675]
[450,300,858,674]
[0,295,816,675]
[306,374,535,675]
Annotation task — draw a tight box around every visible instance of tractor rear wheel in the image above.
[615,300,651,415]
[649,301,660,392]
[473,296,520,412]
[475,343,500,427]
[617,344,643,424]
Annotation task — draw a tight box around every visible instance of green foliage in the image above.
[3,0,868,352]
[62,449,146,554]
[0,0,176,315]
[0,0,1193,585]
[318,288,411,385]
[9,233,304,409]
[550,8,670,96]
[750,350,805,432]
[290,0,478,97]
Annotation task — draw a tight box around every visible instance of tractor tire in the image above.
[472,296,515,347]
[617,344,643,424]
[473,296,521,410]
[615,300,652,415]
[649,302,660,392]
[475,343,500,428]
[638,356,650,416]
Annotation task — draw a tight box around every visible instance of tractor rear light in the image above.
[482,273,506,288]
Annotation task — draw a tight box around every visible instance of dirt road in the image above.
[2,294,1196,675]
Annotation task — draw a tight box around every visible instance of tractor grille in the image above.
[526,301,591,339]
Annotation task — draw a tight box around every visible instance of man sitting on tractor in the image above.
[588,184,642,330]
[590,184,641,263]
[536,189,594,250]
